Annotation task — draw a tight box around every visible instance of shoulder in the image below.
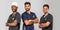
[22,12,27,17]
[31,12,36,15]
[22,12,26,15]
[9,14,12,17]
[48,13,53,17]
[31,12,35,14]
[17,12,20,15]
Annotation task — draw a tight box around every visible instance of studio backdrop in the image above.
[0,0,60,30]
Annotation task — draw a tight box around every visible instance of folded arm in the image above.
[6,20,17,26]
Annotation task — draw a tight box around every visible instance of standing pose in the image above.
[6,2,21,30]
[22,2,39,30]
[39,4,53,30]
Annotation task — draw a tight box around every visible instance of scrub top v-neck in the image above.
[22,12,37,30]
[40,13,53,30]
[7,12,21,30]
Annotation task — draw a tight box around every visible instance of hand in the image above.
[29,20,32,21]
[6,23,10,26]
[6,23,8,26]
[29,20,33,24]
[39,23,46,28]
[33,18,39,23]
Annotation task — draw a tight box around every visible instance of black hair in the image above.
[43,4,49,9]
[24,2,31,5]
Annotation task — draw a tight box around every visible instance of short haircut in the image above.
[43,4,49,9]
[24,2,31,5]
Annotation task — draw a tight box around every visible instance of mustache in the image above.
[25,9,30,10]
[12,10,17,12]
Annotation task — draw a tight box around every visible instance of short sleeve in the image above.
[33,13,37,19]
[39,17,43,24]
[7,15,12,23]
[22,14,28,21]
[15,14,21,23]
[46,15,53,24]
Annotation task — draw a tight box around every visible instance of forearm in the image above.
[7,20,17,26]
[41,23,47,28]
[26,19,38,25]
[32,19,39,23]
[39,23,46,28]
[7,23,16,26]
[25,20,33,25]
[9,23,16,26]
[26,19,39,25]
[39,22,50,28]
[27,22,33,25]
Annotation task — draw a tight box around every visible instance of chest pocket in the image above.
[10,15,16,22]
[41,17,47,23]
[27,14,35,20]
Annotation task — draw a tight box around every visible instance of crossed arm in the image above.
[6,20,17,26]
[24,18,39,25]
[39,21,50,28]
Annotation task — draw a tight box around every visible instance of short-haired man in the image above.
[39,4,53,30]
[22,2,39,30]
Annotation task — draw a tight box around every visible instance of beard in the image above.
[12,9,17,12]
[25,8,30,11]
[44,12,48,14]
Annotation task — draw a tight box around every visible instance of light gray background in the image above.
[0,0,60,30]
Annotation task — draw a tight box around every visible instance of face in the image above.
[24,4,31,11]
[11,5,18,12]
[43,6,49,14]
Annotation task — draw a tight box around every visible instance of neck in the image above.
[12,12,17,15]
[26,10,30,14]
[44,12,48,15]
[44,13,48,17]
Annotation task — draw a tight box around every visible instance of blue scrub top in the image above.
[22,12,37,30]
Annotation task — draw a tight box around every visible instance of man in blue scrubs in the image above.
[22,2,39,30]
[39,4,53,30]
[6,2,21,30]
